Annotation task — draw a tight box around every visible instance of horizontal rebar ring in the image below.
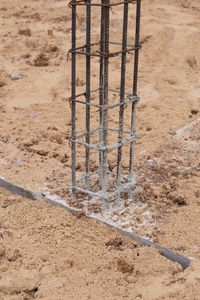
[70,41,139,50]
[69,168,136,200]
[73,88,139,99]
[70,182,136,199]
[69,0,137,8]
[75,127,135,139]
[74,169,134,184]
[73,135,137,150]
[69,45,141,58]
[73,95,139,109]
[70,181,136,200]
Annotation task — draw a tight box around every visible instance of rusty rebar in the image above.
[70,0,141,201]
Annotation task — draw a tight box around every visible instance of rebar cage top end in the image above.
[70,0,141,201]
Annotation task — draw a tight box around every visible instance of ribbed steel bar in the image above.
[116,2,129,186]
[71,0,77,198]
[98,1,105,188]
[102,0,110,195]
[85,0,91,189]
[129,0,141,179]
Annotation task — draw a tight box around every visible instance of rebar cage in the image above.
[69,0,141,200]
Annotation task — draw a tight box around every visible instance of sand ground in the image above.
[1,187,200,300]
[0,0,200,299]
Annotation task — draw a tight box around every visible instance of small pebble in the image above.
[186,56,197,69]
[11,73,23,81]
[146,159,153,165]
[191,109,199,115]
[27,113,36,118]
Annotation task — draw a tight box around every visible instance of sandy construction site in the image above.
[0,0,200,299]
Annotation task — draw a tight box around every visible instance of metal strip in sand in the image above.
[0,176,191,270]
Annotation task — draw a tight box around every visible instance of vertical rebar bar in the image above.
[71,0,77,197]
[116,2,129,186]
[98,1,105,188]
[102,0,110,195]
[129,0,141,179]
[85,0,91,189]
